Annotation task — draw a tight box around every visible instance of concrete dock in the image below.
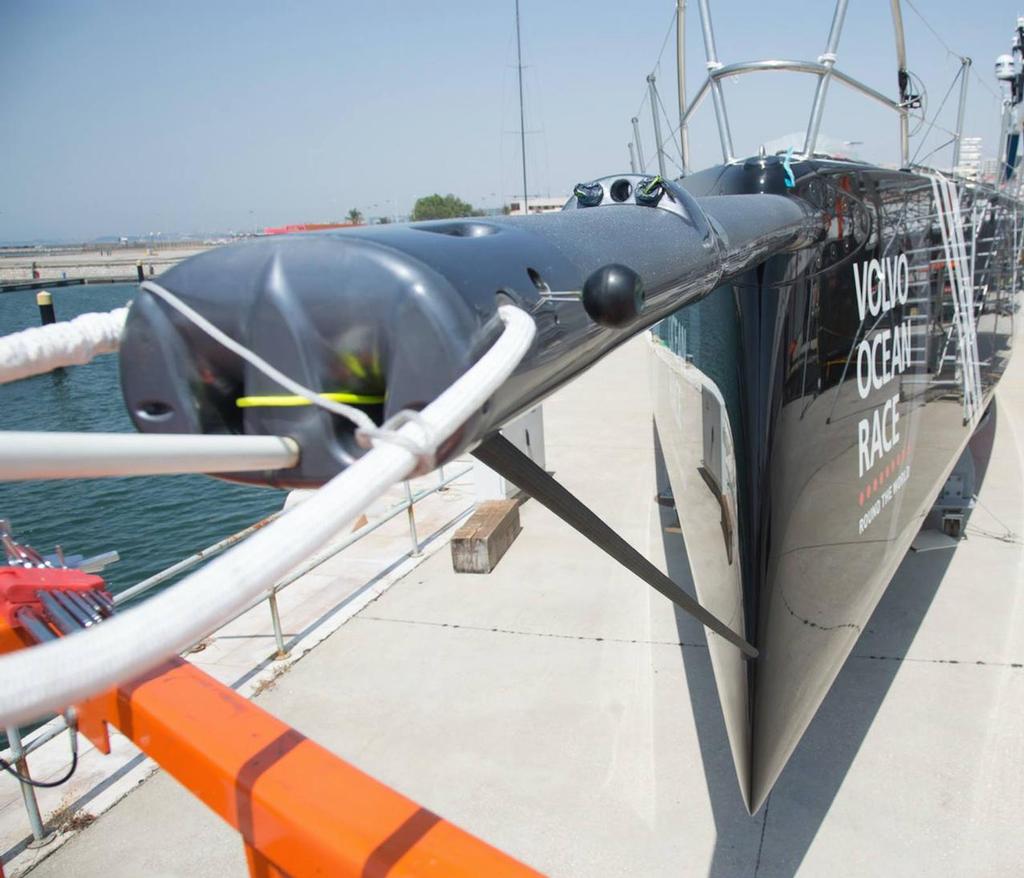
[0,244,214,289]
[20,335,1024,877]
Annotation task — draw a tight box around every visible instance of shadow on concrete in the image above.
[651,406,996,878]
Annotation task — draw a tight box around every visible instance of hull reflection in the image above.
[651,158,1022,812]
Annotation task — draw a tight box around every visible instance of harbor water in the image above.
[0,284,286,598]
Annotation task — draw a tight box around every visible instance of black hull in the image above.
[120,148,1021,815]
[652,158,1021,811]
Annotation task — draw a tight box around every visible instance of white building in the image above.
[955,136,984,181]
[506,196,567,215]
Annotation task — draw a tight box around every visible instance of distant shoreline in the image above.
[0,243,217,284]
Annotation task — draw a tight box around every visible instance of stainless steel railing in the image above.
[686,0,915,168]
[1,462,472,847]
[679,58,904,163]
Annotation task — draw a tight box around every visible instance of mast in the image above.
[632,116,647,170]
[951,57,972,173]
[648,74,668,178]
[890,0,911,167]
[696,0,735,162]
[628,142,638,173]
[676,0,689,172]
[515,0,529,214]
[803,0,850,157]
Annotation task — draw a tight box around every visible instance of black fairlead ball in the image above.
[581,263,645,328]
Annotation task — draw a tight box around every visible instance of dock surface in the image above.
[0,244,214,290]
[25,335,1024,877]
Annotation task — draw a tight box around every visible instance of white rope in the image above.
[0,308,128,385]
[0,305,535,727]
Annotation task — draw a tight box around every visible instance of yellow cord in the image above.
[236,392,385,408]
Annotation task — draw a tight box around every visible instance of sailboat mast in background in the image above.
[515,0,528,214]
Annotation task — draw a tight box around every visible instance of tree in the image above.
[410,194,480,221]
[347,208,364,225]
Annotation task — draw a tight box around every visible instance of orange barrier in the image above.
[76,657,542,877]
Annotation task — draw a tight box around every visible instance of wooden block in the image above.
[451,500,522,574]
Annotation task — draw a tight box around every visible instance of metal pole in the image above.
[628,142,638,174]
[695,0,735,162]
[0,432,299,481]
[6,726,55,847]
[951,57,973,173]
[268,591,288,659]
[514,0,529,215]
[115,514,280,605]
[998,98,1013,183]
[36,291,56,326]
[404,481,422,557]
[890,0,911,166]
[676,0,690,172]
[631,117,647,170]
[804,0,850,157]
[648,74,668,178]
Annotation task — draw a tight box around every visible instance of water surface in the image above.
[0,284,285,596]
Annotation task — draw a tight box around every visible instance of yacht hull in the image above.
[652,158,1021,812]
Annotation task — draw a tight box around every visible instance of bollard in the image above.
[36,291,55,326]
[136,260,144,282]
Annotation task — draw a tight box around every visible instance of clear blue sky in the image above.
[0,0,1018,241]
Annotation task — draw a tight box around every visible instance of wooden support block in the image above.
[451,500,522,573]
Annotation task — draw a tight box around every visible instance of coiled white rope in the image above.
[0,308,128,385]
[0,304,535,727]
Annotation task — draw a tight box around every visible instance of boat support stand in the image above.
[472,434,758,659]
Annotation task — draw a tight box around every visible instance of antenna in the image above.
[514,0,528,214]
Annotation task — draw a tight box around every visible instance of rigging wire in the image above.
[913,136,958,169]
[652,9,678,77]
[903,0,965,62]
[904,0,1002,105]
[969,67,1003,104]
[632,7,677,170]
[655,87,686,173]
[634,85,649,122]
[910,63,965,167]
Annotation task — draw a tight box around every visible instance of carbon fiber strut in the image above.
[472,434,758,659]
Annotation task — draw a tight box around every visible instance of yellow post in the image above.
[35,290,55,325]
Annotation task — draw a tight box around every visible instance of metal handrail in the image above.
[684,0,914,168]
[1,462,473,843]
[114,513,283,605]
[680,59,902,132]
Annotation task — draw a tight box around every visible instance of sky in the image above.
[0,0,1019,242]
